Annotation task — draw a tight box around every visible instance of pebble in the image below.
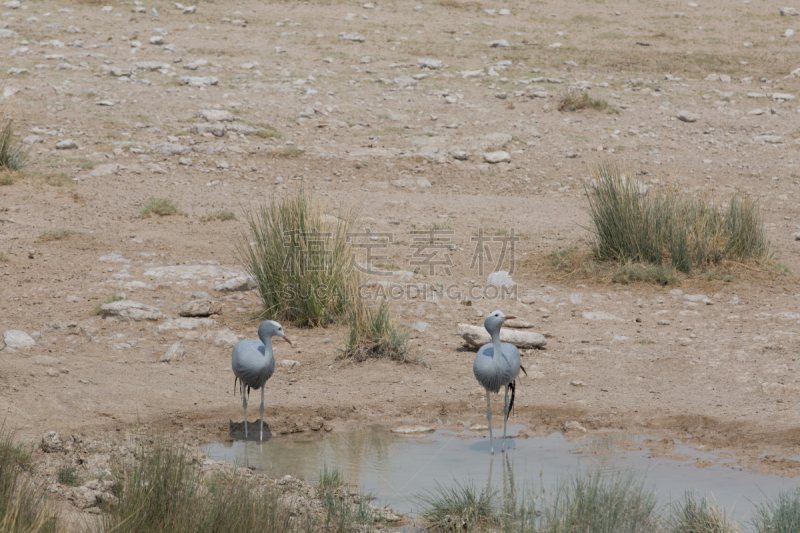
[676,110,698,123]
[772,92,795,100]
[410,321,430,332]
[55,139,78,150]
[485,270,516,287]
[581,311,621,321]
[786,29,795,38]
[197,109,234,122]
[391,426,434,434]
[418,58,443,69]
[101,301,162,321]
[214,276,256,292]
[179,299,222,317]
[753,135,784,144]
[341,33,365,42]
[488,39,510,48]
[280,359,301,368]
[3,330,36,349]
[563,421,586,432]
[483,150,511,164]
[457,323,546,349]
[657,319,670,325]
[151,143,191,156]
[394,77,417,87]
[780,7,799,16]
[160,342,185,363]
[179,76,218,88]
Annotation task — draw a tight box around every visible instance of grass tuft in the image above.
[0,173,12,186]
[200,210,236,222]
[0,116,28,172]
[56,465,81,487]
[587,161,770,274]
[0,426,57,532]
[666,492,741,533]
[415,479,497,531]
[559,92,619,113]
[340,300,410,363]
[255,124,283,139]
[236,188,359,327]
[38,229,81,242]
[44,174,73,187]
[751,488,800,533]
[271,147,304,158]
[535,471,660,532]
[93,293,124,315]
[140,197,186,218]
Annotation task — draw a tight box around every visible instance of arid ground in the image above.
[2,0,800,519]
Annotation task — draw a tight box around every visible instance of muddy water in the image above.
[204,425,799,523]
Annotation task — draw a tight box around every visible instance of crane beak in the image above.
[281,334,292,345]
[503,315,517,321]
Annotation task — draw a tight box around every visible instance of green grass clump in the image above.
[38,229,81,242]
[666,492,740,533]
[271,147,304,158]
[558,92,619,113]
[0,173,12,186]
[611,263,679,286]
[317,465,345,495]
[44,174,73,187]
[0,427,58,532]
[0,116,28,172]
[93,293,124,315]
[255,124,283,139]
[535,471,660,533]
[56,465,81,487]
[751,488,800,533]
[341,300,410,363]
[587,161,770,274]
[140,197,186,218]
[415,479,497,531]
[236,188,359,327]
[200,210,236,222]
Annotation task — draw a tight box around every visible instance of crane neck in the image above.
[490,328,502,360]
[259,335,274,358]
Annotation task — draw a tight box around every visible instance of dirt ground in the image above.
[2,0,800,495]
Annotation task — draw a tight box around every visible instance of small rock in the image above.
[280,359,301,368]
[457,324,546,349]
[214,276,256,292]
[483,151,511,164]
[41,431,63,453]
[563,421,586,432]
[149,36,165,45]
[394,77,417,87]
[753,135,784,144]
[197,109,235,122]
[486,270,516,287]
[3,330,35,349]
[780,7,799,16]
[657,319,670,325]
[452,150,468,160]
[89,163,119,178]
[391,426,435,434]
[504,319,535,328]
[160,342,185,363]
[418,58,443,69]
[410,321,430,333]
[570,380,587,387]
[676,111,698,123]
[793,232,800,241]
[488,39,510,48]
[786,29,796,38]
[55,139,78,150]
[151,143,192,156]
[100,301,163,321]
[581,311,621,321]
[772,92,795,100]
[213,329,239,348]
[179,299,222,317]
[341,33,365,42]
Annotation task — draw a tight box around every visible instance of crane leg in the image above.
[486,389,494,454]
[502,384,510,452]
[242,385,248,439]
[259,386,265,442]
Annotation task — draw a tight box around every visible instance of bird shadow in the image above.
[228,420,274,441]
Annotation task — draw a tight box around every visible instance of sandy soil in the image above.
[2,0,800,491]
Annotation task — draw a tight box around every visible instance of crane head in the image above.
[484,310,516,334]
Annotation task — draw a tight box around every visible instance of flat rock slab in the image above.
[391,425,435,434]
[504,319,535,329]
[3,330,35,349]
[101,301,163,321]
[179,299,222,317]
[214,276,257,291]
[197,109,234,122]
[483,150,511,164]
[676,111,698,123]
[144,264,245,280]
[157,318,215,332]
[457,324,546,349]
[161,342,185,362]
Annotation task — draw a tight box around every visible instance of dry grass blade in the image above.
[559,92,619,113]
[0,116,28,172]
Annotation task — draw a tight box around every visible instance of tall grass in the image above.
[587,161,769,274]
[534,471,660,533]
[236,188,359,327]
[0,427,58,533]
[341,300,410,362]
[97,434,308,533]
[751,487,800,533]
[415,479,498,531]
[666,492,741,533]
[0,116,28,172]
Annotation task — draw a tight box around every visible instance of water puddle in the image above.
[204,425,799,524]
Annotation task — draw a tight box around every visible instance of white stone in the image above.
[410,321,430,332]
[488,39,510,48]
[101,301,163,321]
[280,359,301,368]
[563,421,586,432]
[457,324,546,349]
[772,92,795,100]
[213,329,239,347]
[3,330,35,349]
[197,109,234,122]
[214,276,256,292]
[391,425,434,434]
[486,270,516,287]
[581,311,622,321]
[160,342,185,362]
[483,151,511,164]
[157,318,215,332]
[780,7,799,16]
[676,110,698,122]
[418,58,443,69]
[55,139,78,150]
